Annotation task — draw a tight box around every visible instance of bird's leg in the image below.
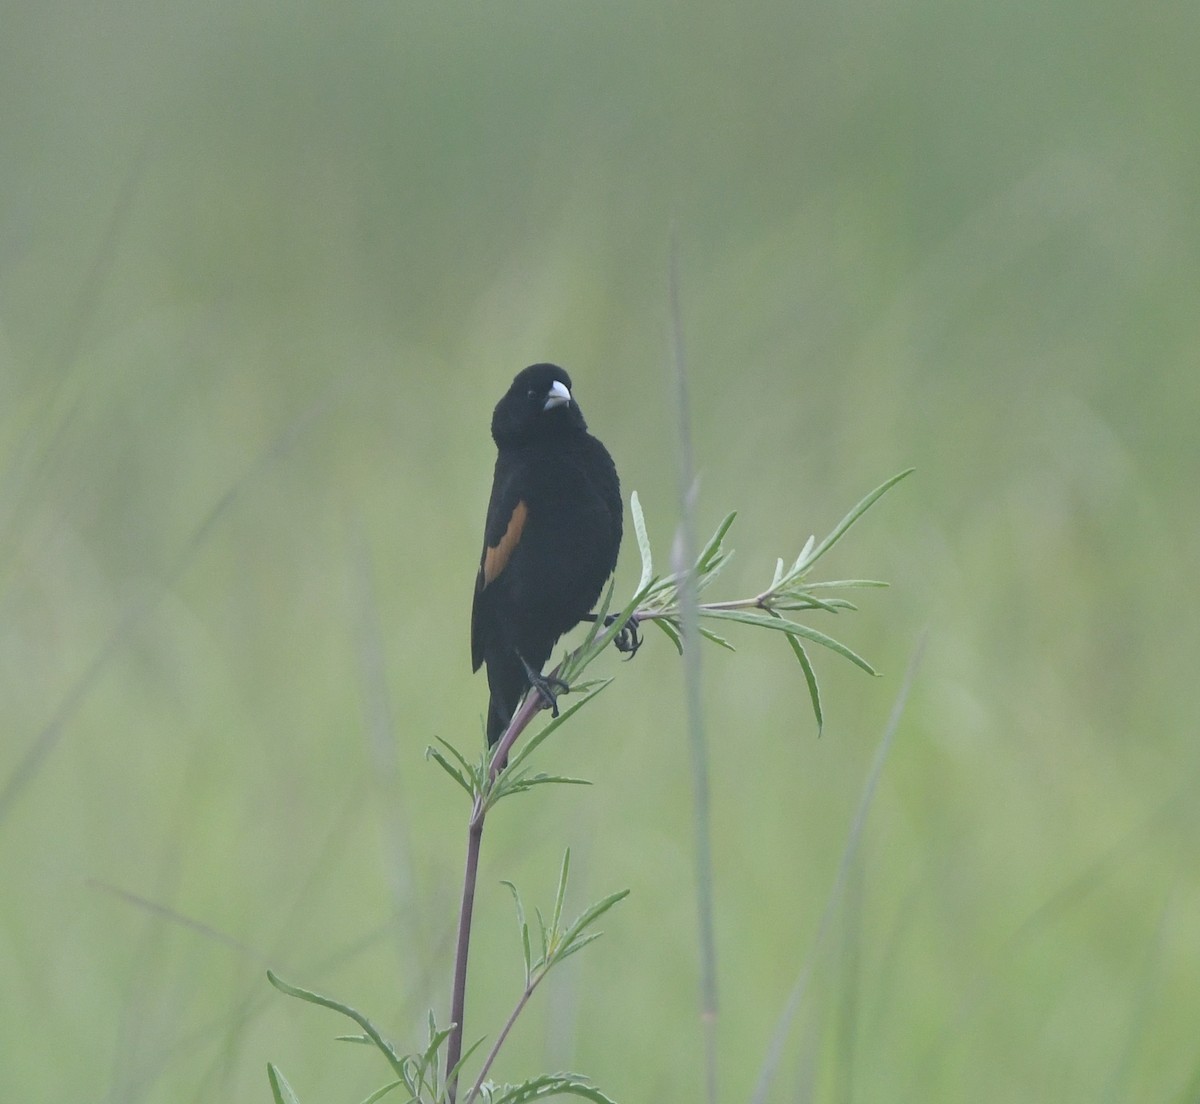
[519,655,569,717]
[581,612,643,659]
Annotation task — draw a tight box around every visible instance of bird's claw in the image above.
[611,616,642,659]
[578,612,644,658]
[520,655,569,717]
[598,613,642,659]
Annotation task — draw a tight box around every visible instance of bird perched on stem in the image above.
[471,364,623,746]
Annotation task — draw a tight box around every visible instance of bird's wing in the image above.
[471,462,529,671]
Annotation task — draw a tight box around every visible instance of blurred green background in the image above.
[3,0,1198,1100]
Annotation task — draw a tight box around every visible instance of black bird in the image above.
[471,364,623,745]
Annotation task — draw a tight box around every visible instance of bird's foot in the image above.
[611,615,643,659]
[580,612,644,659]
[519,655,569,717]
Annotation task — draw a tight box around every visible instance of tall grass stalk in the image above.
[668,230,720,1104]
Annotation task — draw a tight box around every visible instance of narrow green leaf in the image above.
[502,881,532,981]
[708,549,734,572]
[650,616,684,654]
[696,548,734,590]
[357,1079,404,1104]
[267,1063,301,1104]
[631,490,654,594]
[801,468,913,571]
[700,609,877,675]
[801,578,889,590]
[435,736,479,776]
[560,1086,618,1104]
[771,595,857,613]
[490,1074,617,1104]
[642,573,680,605]
[266,971,405,1077]
[552,850,571,936]
[334,1034,373,1045]
[501,773,593,795]
[697,511,737,572]
[770,591,847,614]
[697,625,736,651]
[552,930,605,965]
[446,1035,488,1091]
[559,889,631,950]
[397,1055,419,1097]
[770,557,785,589]
[788,636,824,738]
[790,535,815,578]
[425,747,474,797]
[416,1020,455,1083]
[557,676,609,695]
[576,577,616,656]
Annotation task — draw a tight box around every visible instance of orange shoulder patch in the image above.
[482,499,528,587]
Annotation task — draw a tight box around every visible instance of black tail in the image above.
[486,693,513,746]
[484,650,526,746]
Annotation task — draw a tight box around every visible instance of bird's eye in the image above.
[527,389,539,401]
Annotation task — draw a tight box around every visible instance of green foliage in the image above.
[266,971,485,1104]
[426,473,906,813]
[266,847,626,1104]
[267,1064,301,1104]
[270,481,899,1101]
[502,850,630,989]
[266,970,409,1081]
[4,1,1197,1099]
[472,1075,617,1104]
[625,472,911,734]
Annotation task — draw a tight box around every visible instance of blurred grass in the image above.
[3,0,1199,1100]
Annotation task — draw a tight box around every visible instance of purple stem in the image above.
[444,688,545,1100]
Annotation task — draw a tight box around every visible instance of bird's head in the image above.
[491,363,587,448]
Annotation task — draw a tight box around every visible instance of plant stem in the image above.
[446,797,484,1102]
[444,686,548,1099]
[463,973,545,1104]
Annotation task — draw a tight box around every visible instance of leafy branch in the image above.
[466,850,627,1104]
[266,470,910,1103]
[566,467,912,736]
[265,847,623,1104]
[438,468,909,1091]
[265,971,478,1104]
